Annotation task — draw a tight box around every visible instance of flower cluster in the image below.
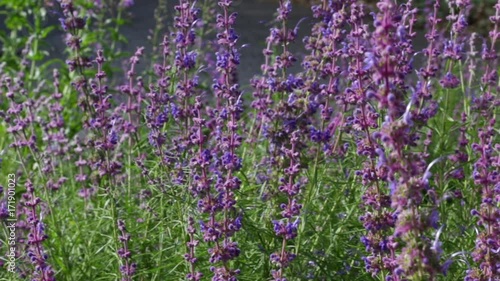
[85,49,123,179]
[371,1,442,279]
[249,1,311,280]
[301,0,348,157]
[186,96,209,281]
[270,130,305,281]
[23,180,55,281]
[201,1,244,280]
[466,123,499,280]
[349,1,400,277]
[185,216,202,281]
[465,2,500,279]
[145,34,172,163]
[117,219,137,281]
[172,0,201,127]
[57,0,93,110]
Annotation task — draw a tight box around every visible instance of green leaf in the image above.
[5,14,29,30]
[40,25,55,39]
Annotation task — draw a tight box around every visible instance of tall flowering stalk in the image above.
[479,0,500,90]
[440,0,468,90]
[200,1,244,279]
[143,0,205,193]
[2,73,61,280]
[57,0,93,112]
[169,0,206,203]
[119,46,145,199]
[299,1,400,278]
[145,1,207,278]
[59,1,143,277]
[23,180,55,281]
[85,48,127,278]
[185,215,202,280]
[185,95,209,281]
[413,0,442,127]
[142,5,199,281]
[113,47,147,280]
[57,0,98,202]
[250,0,300,144]
[344,1,400,277]
[270,130,304,281]
[370,0,441,280]
[117,219,137,281]
[88,49,123,181]
[466,118,500,280]
[466,2,500,280]
[40,69,69,191]
[172,0,201,140]
[146,34,172,167]
[301,0,348,157]
[249,1,310,279]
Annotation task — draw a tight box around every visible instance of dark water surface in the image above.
[41,0,313,85]
[2,1,445,87]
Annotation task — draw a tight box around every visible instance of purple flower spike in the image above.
[117,219,136,281]
[23,180,56,281]
[466,119,500,280]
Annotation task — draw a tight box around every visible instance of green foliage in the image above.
[0,1,498,280]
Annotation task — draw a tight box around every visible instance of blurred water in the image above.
[2,1,446,87]
[41,0,313,85]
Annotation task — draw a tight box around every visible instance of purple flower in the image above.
[120,0,134,8]
[23,180,55,281]
[439,72,460,89]
[466,119,499,280]
[117,219,136,281]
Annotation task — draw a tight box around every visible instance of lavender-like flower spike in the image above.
[249,0,299,145]
[185,216,202,281]
[57,0,93,111]
[271,130,304,281]
[172,0,201,126]
[117,219,137,281]
[338,2,398,278]
[87,49,123,177]
[301,0,348,156]
[371,0,441,280]
[146,35,172,163]
[465,118,500,281]
[251,1,309,279]
[121,46,145,138]
[466,3,500,278]
[479,0,500,90]
[187,95,212,279]
[419,0,442,80]
[411,0,442,126]
[23,180,55,281]
[439,0,469,89]
[158,2,207,231]
[202,1,243,280]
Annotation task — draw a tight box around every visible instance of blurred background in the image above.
[0,0,498,85]
[39,0,314,85]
